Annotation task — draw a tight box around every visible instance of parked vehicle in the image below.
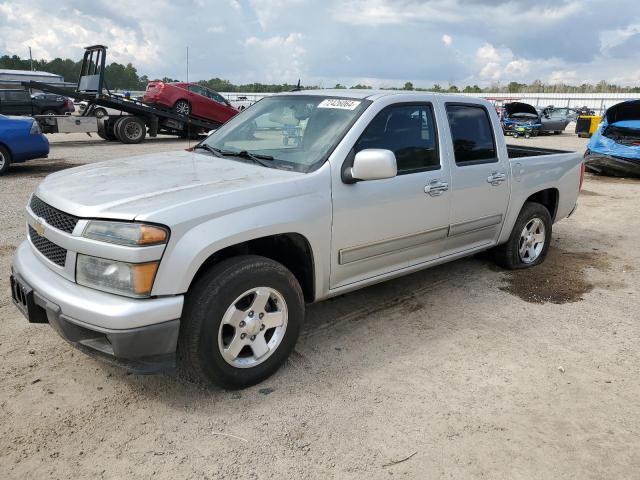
[0,89,74,116]
[10,91,583,388]
[501,102,542,137]
[585,99,640,177]
[0,114,49,175]
[538,106,573,134]
[231,96,255,111]
[76,100,127,118]
[143,81,238,124]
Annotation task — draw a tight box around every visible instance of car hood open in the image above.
[605,100,640,124]
[504,102,539,117]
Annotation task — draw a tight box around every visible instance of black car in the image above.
[0,89,75,116]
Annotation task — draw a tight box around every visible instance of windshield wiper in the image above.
[220,149,275,168]
[194,145,276,168]
[192,144,224,157]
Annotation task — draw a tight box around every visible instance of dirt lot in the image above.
[1,131,639,479]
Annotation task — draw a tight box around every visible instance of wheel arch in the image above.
[525,187,559,222]
[188,233,316,303]
[0,141,14,158]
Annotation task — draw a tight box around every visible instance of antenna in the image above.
[186,46,191,148]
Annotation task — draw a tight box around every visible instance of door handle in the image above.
[424,180,449,196]
[487,172,506,185]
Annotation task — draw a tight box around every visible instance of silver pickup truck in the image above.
[11,91,584,388]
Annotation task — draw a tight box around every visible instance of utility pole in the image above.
[29,46,33,71]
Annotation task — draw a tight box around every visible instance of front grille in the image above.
[28,225,67,267]
[29,196,79,234]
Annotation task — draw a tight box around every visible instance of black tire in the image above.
[178,255,304,389]
[41,109,57,116]
[94,108,107,118]
[0,145,11,176]
[116,116,146,144]
[174,99,191,116]
[493,202,552,270]
[112,117,127,142]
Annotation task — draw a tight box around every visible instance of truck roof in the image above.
[282,89,491,106]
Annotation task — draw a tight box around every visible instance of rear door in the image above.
[330,102,451,288]
[188,85,216,120]
[442,103,510,255]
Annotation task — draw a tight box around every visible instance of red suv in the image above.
[143,81,239,124]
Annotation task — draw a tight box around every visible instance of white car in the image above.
[76,100,128,118]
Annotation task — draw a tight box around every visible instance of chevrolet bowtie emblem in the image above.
[35,219,45,236]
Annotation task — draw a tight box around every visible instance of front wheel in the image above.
[493,202,552,269]
[178,255,304,389]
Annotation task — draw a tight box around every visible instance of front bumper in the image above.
[11,241,184,373]
[584,151,640,178]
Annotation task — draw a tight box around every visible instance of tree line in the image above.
[0,54,149,90]
[2,54,639,94]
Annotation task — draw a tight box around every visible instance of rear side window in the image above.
[446,104,497,165]
[354,104,439,174]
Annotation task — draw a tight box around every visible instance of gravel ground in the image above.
[1,130,639,479]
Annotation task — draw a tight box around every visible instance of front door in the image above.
[442,103,511,255]
[330,103,451,289]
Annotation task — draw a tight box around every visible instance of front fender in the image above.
[151,178,332,299]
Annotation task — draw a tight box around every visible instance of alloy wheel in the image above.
[518,217,546,263]
[217,287,288,368]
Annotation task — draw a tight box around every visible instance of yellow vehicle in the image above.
[575,115,602,138]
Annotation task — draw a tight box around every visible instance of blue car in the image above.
[585,100,640,177]
[0,115,50,176]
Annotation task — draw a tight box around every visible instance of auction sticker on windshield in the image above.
[318,99,361,110]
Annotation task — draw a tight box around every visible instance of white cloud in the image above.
[0,0,639,88]
[476,43,503,63]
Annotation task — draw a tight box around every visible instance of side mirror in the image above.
[348,149,397,182]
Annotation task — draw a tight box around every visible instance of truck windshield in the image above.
[202,95,370,172]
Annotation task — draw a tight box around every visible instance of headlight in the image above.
[30,121,41,135]
[83,221,168,246]
[76,254,159,298]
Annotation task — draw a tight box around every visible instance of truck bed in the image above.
[507,145,571,159]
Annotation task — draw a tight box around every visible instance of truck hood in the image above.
[35,150,307,221]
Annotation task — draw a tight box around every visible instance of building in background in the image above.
[0,69,66,89]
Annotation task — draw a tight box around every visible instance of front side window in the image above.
[202,96,370,172]
[354,104,439,173]
[446,104,497,165]
[207,90,227,104]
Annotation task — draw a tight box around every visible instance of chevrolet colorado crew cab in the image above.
[11,91,584,388]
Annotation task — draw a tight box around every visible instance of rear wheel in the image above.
[174,99,191,116]
[41,109,57,116]
[0,145,11,176]
[178,255,304,389]
[493,202,552,269]
[116,116,146,144]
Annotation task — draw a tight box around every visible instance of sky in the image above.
[1,0,639,88]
